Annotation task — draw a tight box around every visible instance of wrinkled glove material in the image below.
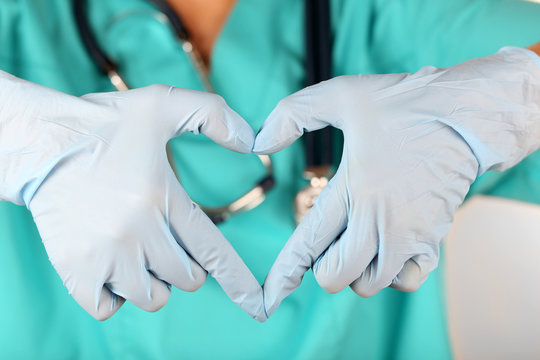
[0,72,267,321]
[254,47,540,317]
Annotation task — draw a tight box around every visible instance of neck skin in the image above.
[166,2,540,67]
[528,42,540,56]
[164,3,540,69]
[167,0,237,67]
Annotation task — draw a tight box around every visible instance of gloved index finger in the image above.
[167,184,267,322]
[262,177,348,317]
[163,87,255,154]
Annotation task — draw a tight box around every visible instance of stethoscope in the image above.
[72,0,333,225]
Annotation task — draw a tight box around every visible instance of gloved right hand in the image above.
[0,72,266,321]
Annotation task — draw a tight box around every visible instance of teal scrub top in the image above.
[1,0,539,358]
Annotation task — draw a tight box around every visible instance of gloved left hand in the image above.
[254,47,540,317]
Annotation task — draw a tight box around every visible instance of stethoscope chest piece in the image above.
[293,166,333,224]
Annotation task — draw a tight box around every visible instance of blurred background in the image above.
[445,196,540,359]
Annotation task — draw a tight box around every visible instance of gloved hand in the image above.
[254,47,540,317]
[0,72,266,321]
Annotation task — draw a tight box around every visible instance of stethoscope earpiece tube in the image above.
[294,0,334,224]
[72,0,116,75]
[146,0,189,40]
[305,0,332,85]
[72,0,129,90]
[304,0,333,169]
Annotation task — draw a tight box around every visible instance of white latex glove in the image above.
[0,72,266,321]
[254,47,540,317]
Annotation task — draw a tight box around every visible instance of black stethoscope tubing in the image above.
[305,0,333,168]
[72,0,333,222]
[73,0,190,78]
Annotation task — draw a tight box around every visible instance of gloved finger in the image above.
[350,251,416,298]
[390,254,438,293]
[63,273,125,321]
[252,86,328,155]
[108,270,172,313]
[83,86,255,154]
[166,182,267,322]
[161,87,255,154]
[262,178,348,317]
[253,76,370,155]
[145,228,207,292]
[312,217,378,294]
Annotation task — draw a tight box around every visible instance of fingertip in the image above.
[390,259,429,293]
[92,312,112,322]
[349,261,387,298]
[261,263,299,319]
[251,294,269,323]
[222,107,255,154]
[181,267,208,293]
[261,286,279,319]
[350,266,385,298]
[252,290,269,323]
[176,91,255,154]
[391,277,422,293]
[252,130,292,155]
[313,267,348,294]
[226,280,268,322]
[90,288,125,321]
[351,284,380,298]
[169,204,267,322]
[141,278,172,313]
[261,277,278,319]
[206,103,255,154]
[261,180,348,317]
[252,100,304,154]
[66,275,125,321]
[146,240,208,293]
[252,133,284,155]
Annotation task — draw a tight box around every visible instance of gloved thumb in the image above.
[253,73,413,154]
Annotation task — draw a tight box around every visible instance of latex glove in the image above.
[254,47,540,317]
[0,72,266,321]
